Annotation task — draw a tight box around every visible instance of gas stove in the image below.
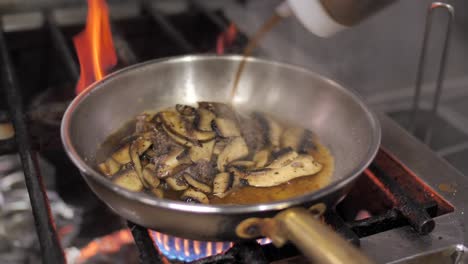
[0,1,467,264]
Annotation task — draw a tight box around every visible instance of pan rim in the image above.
[61,54,381,214]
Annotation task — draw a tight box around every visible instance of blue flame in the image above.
[150,231,272,262]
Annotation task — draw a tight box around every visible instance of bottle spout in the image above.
[276,0,347,38]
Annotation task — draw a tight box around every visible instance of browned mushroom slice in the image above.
[111,144,131,165]
[183,173,212,193]
[176,104,197,116]
[227,165,248,178]
[197,108,216,131]
[144,149,157,159]
[213,140,228,155]
[198,102,236,119]
[180,188,209,204]
[162,125,194,147]
[134,137,153,155]
[213,172,236,198]
[112,169,144,191]
[217,137,249,171]
[189,140,215,162]
[253,149,270,168]
[211,118,241,138]
[254,113,282,148]
[166,176,189,191]
[245,155,322,187]
[154,147,186,178]
[150,187,164,198]
[281,127,317,153]
[280,127,304,151]
[267,148,298,169]
[229,160,256,169]
[299,130,317,154]
[130,142,148,188]
[160,111,215,144]
[98,158,121,176]
[142,164,160,188]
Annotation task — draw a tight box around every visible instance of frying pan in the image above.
[61,55,380,264]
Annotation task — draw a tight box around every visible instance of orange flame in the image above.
[216,23,238,55]
[73,0,117,94]
[77,229,133,263]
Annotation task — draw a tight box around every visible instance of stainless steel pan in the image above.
[61,55,380,264]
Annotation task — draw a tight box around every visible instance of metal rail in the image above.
[0,22,66,263]
[409,2,454,146]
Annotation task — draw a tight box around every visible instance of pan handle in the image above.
[267,207,374,264]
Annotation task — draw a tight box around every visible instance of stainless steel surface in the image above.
[410,2,454,146]
[61,55,381,242]
[359,112,468,264]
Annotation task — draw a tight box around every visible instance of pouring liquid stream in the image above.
[229,13,283,102]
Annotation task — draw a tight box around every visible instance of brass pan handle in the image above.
[237,207,374,264]
[272,207,374,264]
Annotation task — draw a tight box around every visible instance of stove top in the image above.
[0,1,467,264]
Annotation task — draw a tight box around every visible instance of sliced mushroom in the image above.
[217,137,249,171]
[112,169,144,191]
[280,127,317,153]
[198,102,236,119]
[150,187,164,198]
[160,111,215,144]
[144,149,157,159]
[189,140,215,162]
[142,164,160,188]
[176,104,197,116]
[254,113,282,149]
[196,108,216,131]
[183,173,212,193]
[253,149,270,168]
[130,142,148,188]
[154,147,186,178]
[299,130,317,154]
[166,176,189,191]
[111,144,131,165]
[211,118,241,138]
[280,127,304,151]
[162,125,194,147]
[228,160,256,169]
[227,165,248,178]
[267,148,298,169]
[98,158,121,176]
[245,155,323,187]
[134,137,153,155]
[213,140,228,155]
[213,172,236,198]
[180,188,209,204]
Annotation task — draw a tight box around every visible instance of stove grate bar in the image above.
[368,163,435,235]
[189,1,228,30]
[325,210,360,246]
[141,0,195,53]
[45,12,80,82]
[128,222,164,264]
[112,23,139,65]
[0,21,66,264]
